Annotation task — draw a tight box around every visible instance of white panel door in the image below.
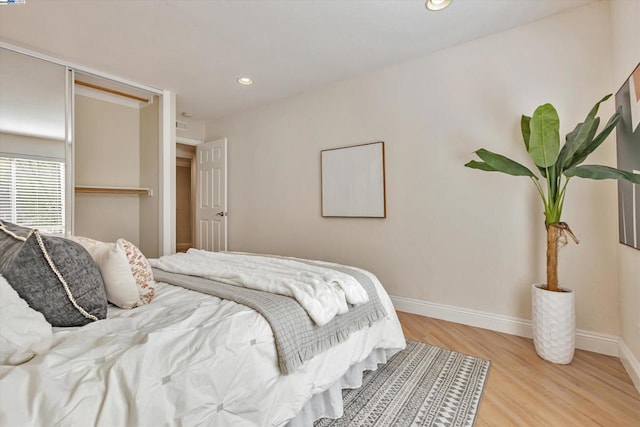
[196,138,227,252]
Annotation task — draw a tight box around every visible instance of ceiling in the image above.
[0,0,596,122]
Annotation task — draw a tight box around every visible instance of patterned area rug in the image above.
[314,340,490,427]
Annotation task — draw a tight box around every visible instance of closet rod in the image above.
[75,80,150,103]
[75,186,152,196]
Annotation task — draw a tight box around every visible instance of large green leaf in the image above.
[521,114,549,178]
[558,118,600,173]
[464,160,498,172]
[557,122,584,170]
[557,95,611,170]
[521,115,531,151]
[565,109,620,170]
[474,149,538,178]
[528,103,560,168]
[565,164,640,184]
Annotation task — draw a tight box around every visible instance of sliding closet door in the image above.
[0,46,166,255]
[139,95,161,257]
[0,47,69,234]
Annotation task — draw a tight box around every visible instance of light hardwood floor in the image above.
[397,311,640,427]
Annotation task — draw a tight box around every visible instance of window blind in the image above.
[0,157,65,234]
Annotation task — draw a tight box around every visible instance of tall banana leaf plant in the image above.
[466,95,640,292]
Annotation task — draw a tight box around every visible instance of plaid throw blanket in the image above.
[152,259,387,375]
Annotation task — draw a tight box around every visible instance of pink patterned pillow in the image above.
[116,239,155,305]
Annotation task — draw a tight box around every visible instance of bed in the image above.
[0,221,405,426]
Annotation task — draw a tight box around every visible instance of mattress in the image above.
[0,268,405,426]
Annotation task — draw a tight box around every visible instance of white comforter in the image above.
[150,250,369,326]
[0,260,405,427]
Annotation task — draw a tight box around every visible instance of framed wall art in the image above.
[615,62,640,250]
[321,141,386,218]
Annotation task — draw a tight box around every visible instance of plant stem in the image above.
[531,177,548,209]
[546,224,561,292]
[557,177,570,219]
[545,166,553,206]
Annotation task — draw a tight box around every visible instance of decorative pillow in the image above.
[0,221,107,327]
[69,235,101,248]
[85,242,142,309]
[68,236,142,309]
[0,274,53,365]
[117,238,155,305]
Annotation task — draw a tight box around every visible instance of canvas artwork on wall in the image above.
[615,63,640,250]
[321,141,386,218]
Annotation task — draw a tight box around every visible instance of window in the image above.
[0,157,65,234]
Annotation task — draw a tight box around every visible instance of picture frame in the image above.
[321,141,386,218]
[615,62,640,250]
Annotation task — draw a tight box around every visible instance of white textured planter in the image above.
[531,284,575,364]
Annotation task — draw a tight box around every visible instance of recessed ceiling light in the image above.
[237,77,253,85]
[425,0,452,11]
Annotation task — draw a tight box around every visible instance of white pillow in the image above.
[0,274,53,365]
[84,241,141,309]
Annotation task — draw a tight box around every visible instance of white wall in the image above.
[610,0,640,387]
[177,116,205,142]
[206,2,621,335]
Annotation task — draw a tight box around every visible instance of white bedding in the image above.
[0,263,405,426]
[150,250,369,326]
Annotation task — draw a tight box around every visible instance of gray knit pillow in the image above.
[0,221,107,327]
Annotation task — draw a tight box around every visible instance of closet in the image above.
[0,45,169,257]
[73,73,160,256]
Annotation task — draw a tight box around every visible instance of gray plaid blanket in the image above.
[152,260,387,375]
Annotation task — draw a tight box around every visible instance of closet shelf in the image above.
[75,186,152,196]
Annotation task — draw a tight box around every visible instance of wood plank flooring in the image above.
[397,311,640,426]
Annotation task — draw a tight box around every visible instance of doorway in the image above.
[195,138,228,252]
[176,143,196,252]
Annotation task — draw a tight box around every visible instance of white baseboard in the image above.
[390,295,619,357]
[619,339,640,394]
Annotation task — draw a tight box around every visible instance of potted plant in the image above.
[465,94,640,364]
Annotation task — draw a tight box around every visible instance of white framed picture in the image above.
[321,141,386,218]
[615,63,640,250]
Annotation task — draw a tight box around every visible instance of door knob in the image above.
[216,212,227,217]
